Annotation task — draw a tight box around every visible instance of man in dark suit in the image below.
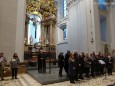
[64,50,70,76]
[58,52,64,77]
[106,53,114,75]
[37,48,46,73]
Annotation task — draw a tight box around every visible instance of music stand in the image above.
[98,60,107,80]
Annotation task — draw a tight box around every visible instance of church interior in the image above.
[0,0,115,86]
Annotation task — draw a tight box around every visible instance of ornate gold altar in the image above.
[24,0,57,62]
[25,0,56,46]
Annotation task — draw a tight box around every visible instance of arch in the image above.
[31,11,42,20]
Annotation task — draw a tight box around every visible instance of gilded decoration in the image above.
[25,0,56,47]
[26,0,57,20]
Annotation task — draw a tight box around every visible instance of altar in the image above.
[24,0,57,74]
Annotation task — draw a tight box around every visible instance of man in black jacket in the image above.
[106,53,114,75]
[37,48,46,73]
[58,52,64,77]
[64,50,70,76]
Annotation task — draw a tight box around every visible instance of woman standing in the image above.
[68,53,76,83]
[11,53,20,79]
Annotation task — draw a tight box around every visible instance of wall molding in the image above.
[67,0,82,8]
[57,41,68,46]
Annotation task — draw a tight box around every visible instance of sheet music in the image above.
[0,57,3,63]
[98,60,106,64]
[11,59,16,61]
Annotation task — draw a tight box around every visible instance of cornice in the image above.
[67,0,82,8]
[56,16,68,26]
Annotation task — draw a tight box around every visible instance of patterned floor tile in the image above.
[0,73,115,86]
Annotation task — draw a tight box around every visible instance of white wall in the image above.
[68,0,88,52]
[56,0,89,55]
[0,0,17,61]
[15,0,25,62]
[0,0,25,62]
[56,0,115,58]
[56,24,68,58]
[56,16,68,58]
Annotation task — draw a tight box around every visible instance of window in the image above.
[98,0,107,10]
[63,28,67,40]
[63,0,67,17]
[100,15,107,42]
[60,24,67,40]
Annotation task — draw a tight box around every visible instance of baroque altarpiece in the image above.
[24,0,57,62]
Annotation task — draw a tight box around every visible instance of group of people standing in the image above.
[0,53,20,81]
[58,51,114,83]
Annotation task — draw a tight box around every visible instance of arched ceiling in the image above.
[26,0,57,19]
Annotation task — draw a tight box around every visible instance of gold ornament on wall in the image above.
[26,0,57,20]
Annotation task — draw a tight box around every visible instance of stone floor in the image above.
[0,73,115,86]
[27,68,68,85]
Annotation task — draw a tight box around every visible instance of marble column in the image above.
[25,15,30,45]
[44,25,47,46]
[0,0,25,62]
[41,24,45,46]
[25,23,29,45]
[110,6,115,49]
[110,4,115,71]
[50,22,53,45]
[91,0,101,53]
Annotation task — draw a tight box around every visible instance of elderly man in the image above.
[0,53,7,80]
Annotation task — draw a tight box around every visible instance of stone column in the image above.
[25,23,29,45]
[52,24,55,45]
[110,6,115,49]
[91,0,101,53]
[0,0,25,62]
[41,24,45,46]
[50,22,53,45]
[110,4,115,71]
[15,0,26,62]
[44,25,47,46]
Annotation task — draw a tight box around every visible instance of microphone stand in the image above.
[103,64,107,80]
[41,58,43,73]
